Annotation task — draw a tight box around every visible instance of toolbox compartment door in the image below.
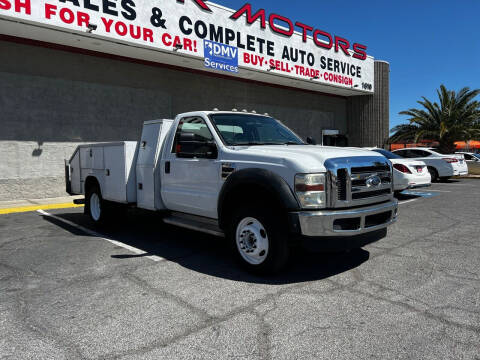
[136,120,172,210]
[103,145,127,203]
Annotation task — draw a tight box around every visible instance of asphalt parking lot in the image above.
[1,179,479,360]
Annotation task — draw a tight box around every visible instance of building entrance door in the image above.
[322,130,348,147]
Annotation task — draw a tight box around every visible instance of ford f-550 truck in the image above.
[66,110,398,273]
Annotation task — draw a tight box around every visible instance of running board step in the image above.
[163,213,225,238]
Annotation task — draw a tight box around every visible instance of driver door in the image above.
[161,116,221,219]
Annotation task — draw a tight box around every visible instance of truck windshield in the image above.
[210,114,305,146]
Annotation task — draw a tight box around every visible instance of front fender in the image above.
[217,168,300,230]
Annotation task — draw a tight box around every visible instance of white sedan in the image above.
[392,147,468,181]
[368,148,431,193]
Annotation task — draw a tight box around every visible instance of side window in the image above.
[395,150,409,158]
[464,154,472,160]
[410,150,428,158]
[172,117,214,153]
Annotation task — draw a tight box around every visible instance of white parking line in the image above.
[37,210,165,262]
[433,183,472,186]
[398,199,419,205]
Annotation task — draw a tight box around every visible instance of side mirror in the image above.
[177,133,218,159]
[306,137,317,145]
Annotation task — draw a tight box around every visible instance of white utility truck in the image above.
[66,110,398,273]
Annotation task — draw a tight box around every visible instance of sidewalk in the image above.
[0,195,84,215]
[459,174,480,179]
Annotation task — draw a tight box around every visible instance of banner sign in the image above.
[204,39,239,73]
[0,0,375,93]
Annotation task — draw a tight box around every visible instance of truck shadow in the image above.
[395,192,423,201]
[41,210,371,285]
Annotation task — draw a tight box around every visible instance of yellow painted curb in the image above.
[0,203,84,215]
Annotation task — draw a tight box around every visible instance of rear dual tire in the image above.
[86,185,108,225]
[85,185,126,225]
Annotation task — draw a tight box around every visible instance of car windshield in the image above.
[372,149,403,159]
[210,114,305,146]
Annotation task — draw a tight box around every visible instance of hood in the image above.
[230,145,387,172]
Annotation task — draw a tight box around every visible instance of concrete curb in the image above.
[458,175,480,179]
[0,203,84,215]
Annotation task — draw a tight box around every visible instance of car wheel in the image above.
[228,206,290,274]
[86,185,108,225]
[427,167,439,182]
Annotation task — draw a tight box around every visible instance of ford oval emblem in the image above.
[366,175,382,188]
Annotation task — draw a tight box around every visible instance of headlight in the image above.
[295,173,326,209]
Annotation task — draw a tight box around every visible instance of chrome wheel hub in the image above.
[236,217,269,265]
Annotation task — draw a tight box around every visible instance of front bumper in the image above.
[290,200,398,237]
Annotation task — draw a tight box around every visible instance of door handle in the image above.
[165,161,171,174]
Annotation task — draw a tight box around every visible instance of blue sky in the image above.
[214,0,480,131]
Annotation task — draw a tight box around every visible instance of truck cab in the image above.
[66,110,398,273]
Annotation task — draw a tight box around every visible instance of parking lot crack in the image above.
[369,220,462,260]
[252,299,279,360]
[108,282,310,359]
[333,280,480,334]
[12,292,86,360]
[123,272,214,321]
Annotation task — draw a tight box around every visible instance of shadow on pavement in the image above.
[439,179,461,183]
[395,192,423,201]
[41,210,371,285]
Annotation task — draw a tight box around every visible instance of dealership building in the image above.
[0,0,390,201]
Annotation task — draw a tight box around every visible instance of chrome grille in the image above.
[337,169,348,201]
[325,157,394,208]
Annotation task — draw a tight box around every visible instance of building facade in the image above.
[0,0,389,201]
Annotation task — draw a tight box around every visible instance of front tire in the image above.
[228,206,290,274]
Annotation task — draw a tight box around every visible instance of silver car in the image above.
[456,152,480,175]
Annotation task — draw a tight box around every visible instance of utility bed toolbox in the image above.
[66,119,173,208]
[68,142,138,203]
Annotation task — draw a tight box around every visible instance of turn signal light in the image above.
[295,184,325,192]
[443,158,458,163]
[294,173,326,209]
[393,164,412,174]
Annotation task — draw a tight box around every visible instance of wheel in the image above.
[86,185,108,225]
[427,167,439,182]
[228,206,290,274]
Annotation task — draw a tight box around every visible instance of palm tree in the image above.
[390,85,480,153]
